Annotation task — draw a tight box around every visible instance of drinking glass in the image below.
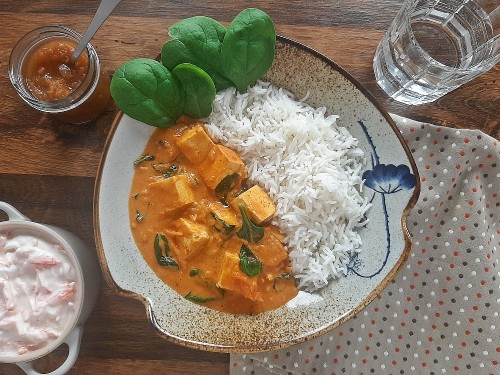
[373,0,500,105]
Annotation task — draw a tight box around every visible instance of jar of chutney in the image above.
[9,25,111,124]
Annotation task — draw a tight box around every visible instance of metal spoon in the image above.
[69,0,122,64]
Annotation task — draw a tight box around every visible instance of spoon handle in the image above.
[70,0,122,64]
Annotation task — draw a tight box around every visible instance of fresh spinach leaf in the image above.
[161,17,234,91]
[239,244,263,277]
[237,205,264,242]
[172,63,216,118]
[221,8,276,92]
[110,59,184,127]
[154,232,179,268]
[112,10,277,127]
[185,292,215,303]
[189,268,201,277]
[215,173,238,205]
[211,213,236,235]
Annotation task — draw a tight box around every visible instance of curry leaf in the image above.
[110,59,184,127]
[158,256,179,268]
[215,173,238,205]
[154,232,179,268]
[237,205,264,243]
[185,292,216,303]
[221,8,276,92]
[239,244,263,277]
[172,63,216,118]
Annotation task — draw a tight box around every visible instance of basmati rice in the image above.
[206,81,370,291]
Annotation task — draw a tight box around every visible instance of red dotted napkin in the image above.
[230,115,499,375]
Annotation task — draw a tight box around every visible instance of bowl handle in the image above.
[0,201,30,221]
[16,325,83,375]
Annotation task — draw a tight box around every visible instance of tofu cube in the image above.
[175,124,215,164]
[147,174,195,213]
[230,185,276,224]
[199,145,247,189]
[217,252,261,301]
[173,218,210,261]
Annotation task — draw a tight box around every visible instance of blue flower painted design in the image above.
[346,121,416,279]
[363,164,416,194]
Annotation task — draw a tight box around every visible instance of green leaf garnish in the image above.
[111,59,184,127]
[215,173,238,205]
[237,205,264,242]
[172,63,216,118]
[239,244,263,277]
[185,292,216,303]
[154,233,170,256]
[134,154,155,166]
[273,273,295,291]
[211,213,236,235]
[221,8,276,92]
[189,268,201,277]
[154,232,179,268]
[162,16,233,91]
[112,10,276,127]
[162,10,276,93]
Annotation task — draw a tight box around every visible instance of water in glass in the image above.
[374,0,499,105]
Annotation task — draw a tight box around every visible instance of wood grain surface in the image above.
[0,0,498,374]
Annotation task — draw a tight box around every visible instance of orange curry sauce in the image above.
[129,117,297,314]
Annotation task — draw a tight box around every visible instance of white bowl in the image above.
[0,202,100,374]
[94,36,420,352]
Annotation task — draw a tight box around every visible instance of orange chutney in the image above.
[22,38,110,123]
[129,117,298,314]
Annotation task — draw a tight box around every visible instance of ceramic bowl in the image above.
[0,202,100,374]
[94,35,420,352]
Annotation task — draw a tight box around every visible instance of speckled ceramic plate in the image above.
[94,36,420,352]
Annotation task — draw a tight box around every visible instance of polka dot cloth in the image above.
[230,115,499,375]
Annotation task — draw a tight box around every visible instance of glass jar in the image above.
[9,25,111,124]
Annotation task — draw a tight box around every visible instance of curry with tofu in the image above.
[129,117,298,314]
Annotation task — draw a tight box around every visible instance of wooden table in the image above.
[0,1,498,374]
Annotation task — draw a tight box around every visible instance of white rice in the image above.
[206,81,370,291]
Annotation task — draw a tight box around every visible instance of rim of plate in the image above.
[93,34,421,352]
